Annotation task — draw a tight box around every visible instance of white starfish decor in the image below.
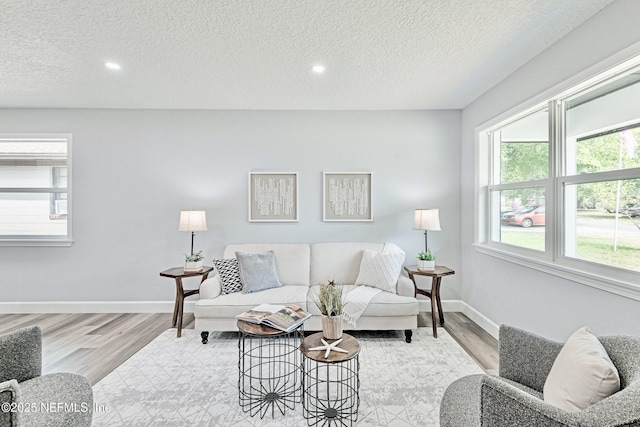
[309,338,349,359]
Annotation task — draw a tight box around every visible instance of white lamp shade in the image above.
[413,209,441,231]
[178,210,208,231]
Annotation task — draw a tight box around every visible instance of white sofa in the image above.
[195,242,419,343]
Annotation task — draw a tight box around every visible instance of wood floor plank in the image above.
[0,313,52,333]
[443,312,499,375]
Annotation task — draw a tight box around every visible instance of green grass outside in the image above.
[500,231,545,251]
[500,230,639,272]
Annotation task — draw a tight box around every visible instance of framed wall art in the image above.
[323,172,372,222]
[248,172,298,222]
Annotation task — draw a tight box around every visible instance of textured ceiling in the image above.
[1,0,614,110]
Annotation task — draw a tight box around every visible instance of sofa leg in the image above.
[404,330,412,343]
[201,331,209,344]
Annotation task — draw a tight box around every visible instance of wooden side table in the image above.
[404,265,455,338]
[159,266,213,338]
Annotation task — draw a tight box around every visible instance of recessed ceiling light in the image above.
[105,62,121,70]
[312,64,325,74]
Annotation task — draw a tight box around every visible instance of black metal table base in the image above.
[238,327,303,418]
[302,353,360,426]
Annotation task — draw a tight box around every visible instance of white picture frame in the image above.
[323,172,372,222]
[248,172,298,222]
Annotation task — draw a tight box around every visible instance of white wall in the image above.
[0,109,462,308]
[461,0,640,341]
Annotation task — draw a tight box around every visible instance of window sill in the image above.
[0,239,73,247]
[473,243,640,302]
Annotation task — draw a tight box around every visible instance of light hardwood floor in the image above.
[0,311,498,386]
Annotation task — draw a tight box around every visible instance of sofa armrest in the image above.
[199,274,222,299]
[396,274,415,297]
[498,324,562,393]
[480,375,575,427]
[0,326,42,384]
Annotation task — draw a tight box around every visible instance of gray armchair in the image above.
[440,324,640,426]
[0,326,93,427]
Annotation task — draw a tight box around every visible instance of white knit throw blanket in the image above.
[342,285,382,327]
[341,243,405,327]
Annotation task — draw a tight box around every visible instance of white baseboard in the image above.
[457,301,500,339]
[0,299,499,338]
[419,299,499,339]
[0,301,195,314]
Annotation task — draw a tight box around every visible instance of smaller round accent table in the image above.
[237,320,303,419]
[301,332,361,426]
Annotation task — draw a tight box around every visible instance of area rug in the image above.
[92,327,483,426]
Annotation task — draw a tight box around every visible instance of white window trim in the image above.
[473,243,640,301]
[0,133,73,247]
[474,42,640,302]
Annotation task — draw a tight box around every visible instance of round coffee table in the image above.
[300,332,361,426]
[237,320,303,419]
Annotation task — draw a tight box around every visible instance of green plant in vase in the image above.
[417,250,434,261]
[184,251,204,263]
[184,250,204,272]
[314,280,345,339]
[417,250,435,271]
[314,280,345,316]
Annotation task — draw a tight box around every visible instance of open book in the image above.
[236,304,312,332]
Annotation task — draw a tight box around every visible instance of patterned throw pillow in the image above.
[354,248,405,294]
[212,258,243,294]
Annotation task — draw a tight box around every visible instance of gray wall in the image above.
[460,0,640,340]
[0,109,461,306]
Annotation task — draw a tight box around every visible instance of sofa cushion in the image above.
[543,326,620,412]
[212,258,243,294]
[307,285,418,317]
[310,242,384,285]
[195,286,308,319]
[355,248,404,293]
[224,243,310,286]
[236,251,283,294]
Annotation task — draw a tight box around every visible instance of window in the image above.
[0,135,72,245]
[478,57,640,296]
[487,106,549,252]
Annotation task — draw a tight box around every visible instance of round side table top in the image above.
[237,319,298,337]
[301,332,360,363]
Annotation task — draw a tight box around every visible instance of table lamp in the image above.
[178,210,207,255]
[413,208,441,252]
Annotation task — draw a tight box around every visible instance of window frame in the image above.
[0,133,73,246]
[475,49,640,301]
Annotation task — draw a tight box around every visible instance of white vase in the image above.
[417,259,435,271]
[321,315,343,340]
[184,260,203,272]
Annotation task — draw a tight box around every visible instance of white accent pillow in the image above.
[354,248,404,293]
[543,326,620,412]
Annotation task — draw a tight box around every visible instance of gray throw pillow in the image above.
[236,251,283,294]
[212,258,243,294]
